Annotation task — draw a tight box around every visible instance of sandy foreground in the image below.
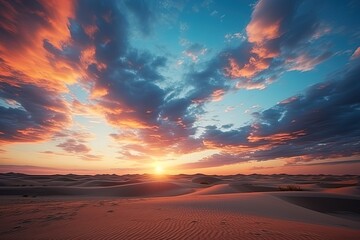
[0,173,359,240]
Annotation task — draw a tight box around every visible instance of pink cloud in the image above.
[351,47,360,60]
[57,139,90,153]
[279,96,299,105]
[286,52,332,72]
[224,106,235,112]
[81,154,102,161]
[211,89,225,102]
[236,81,266,90]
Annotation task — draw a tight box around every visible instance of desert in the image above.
[1,173,359,240]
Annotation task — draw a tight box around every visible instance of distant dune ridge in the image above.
[0,173,360,239]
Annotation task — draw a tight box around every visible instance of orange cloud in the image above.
[245,0,282,44]
[0,0,77,91]
[286,53,331,72]
[246,20,281,44]
[223,0,284,82]
[248,131,306,143]
[225,57,270,80]
[251,45,278,58]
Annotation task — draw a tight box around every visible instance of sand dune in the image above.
[190,183,238,195]
[1,173,359,239]
[322,186,360,196]
[191,176,223,185]
[280,193,360,221]
[0,181,191,197]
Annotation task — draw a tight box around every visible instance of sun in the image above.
[154,163,164,175]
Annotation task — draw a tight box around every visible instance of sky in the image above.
[0,0,360,175]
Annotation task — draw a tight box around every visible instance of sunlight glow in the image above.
[155,163,164,175]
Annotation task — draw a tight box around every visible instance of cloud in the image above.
[63,0,167,131]
[57,139,90,153]
[0,0,75,144]
[211,89,225,102]
[225,57,270,79]
[224,106,235,113]
[246,0,295,43]
[81,154,102,161]
[223,0,332,89]
[183,43,208,62]
[53,129,99,160]
[182,60,360,169]
[1,0,357,172]
[61,1,224,158]
[179,22,189,33]
[292,159,360,167]
[180,153,248,169]
[25,0,202,163]
[0,164,97,175]
[39,151,67,156]
[0,0,333,156]
[351,47,360,60]
[286,51,332,72]
[124,0,154,36]
[224,0,299,80]
[225,32,245,42]
[0,0,77,90]
[0,81,70,143]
